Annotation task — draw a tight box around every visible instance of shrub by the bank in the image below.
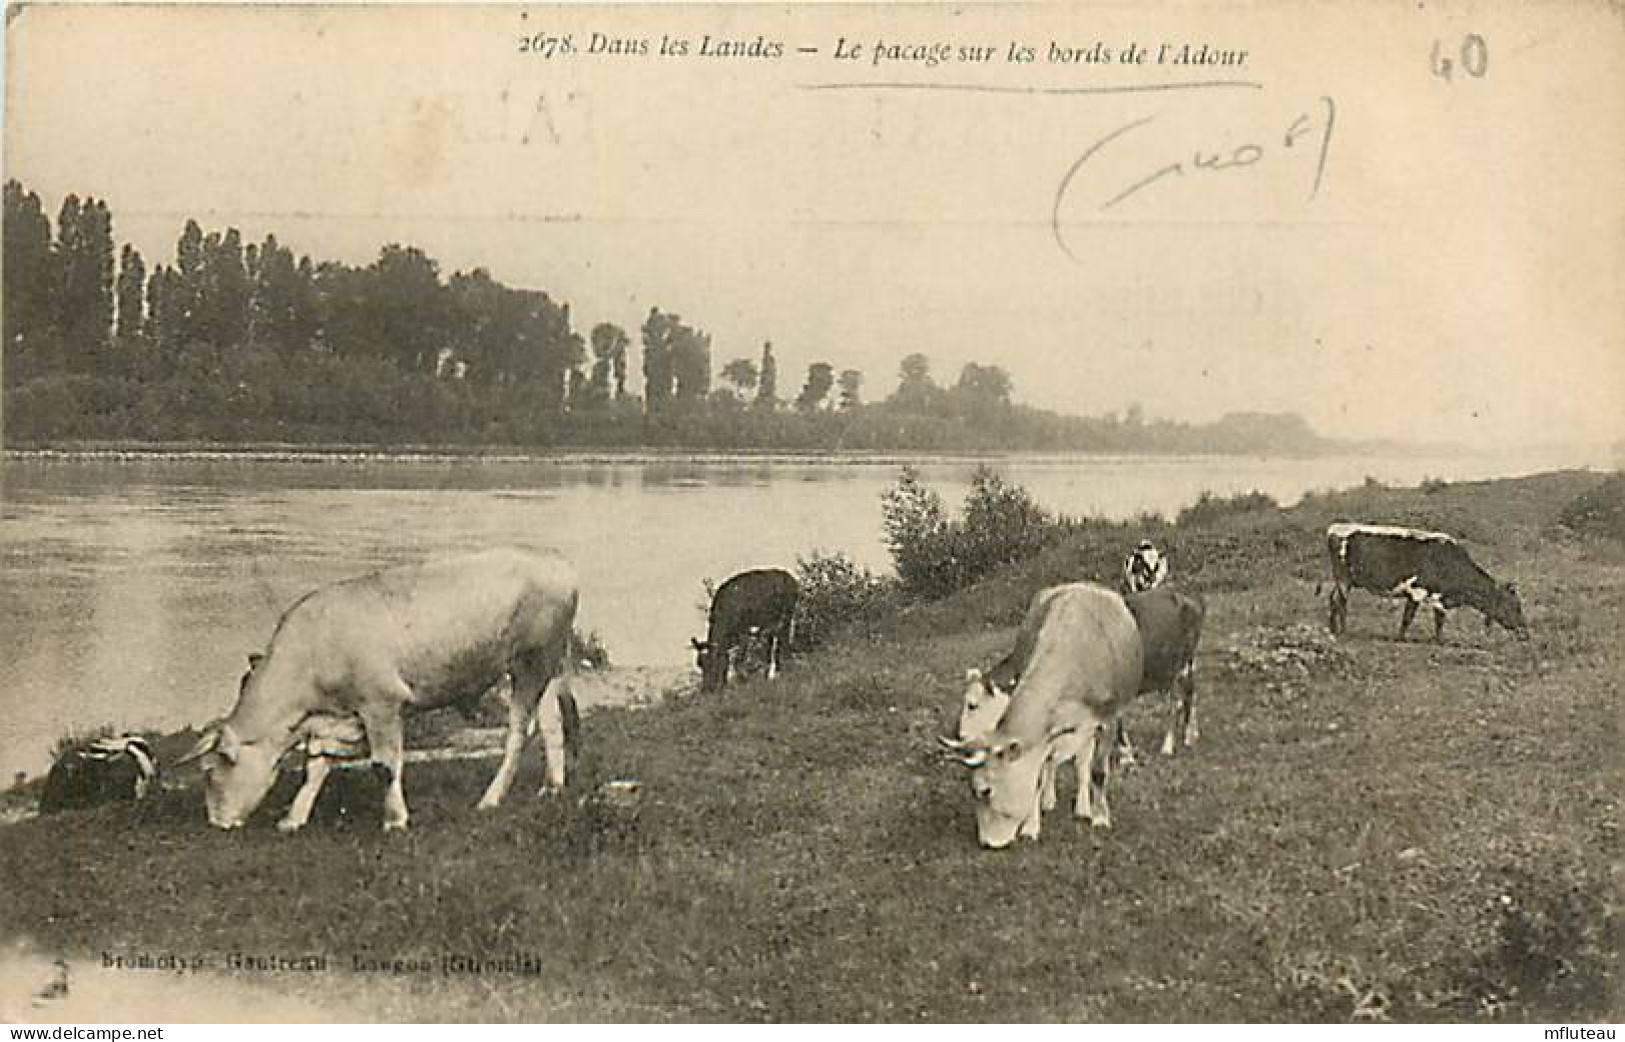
[1177,489,1279,528]
[792,552,895,650]
[881,465,1073,600]
[1558,471,1625,541]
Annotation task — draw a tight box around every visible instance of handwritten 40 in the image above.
[1052,96,1336,260]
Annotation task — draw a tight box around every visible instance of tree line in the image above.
[2,180,1330,454]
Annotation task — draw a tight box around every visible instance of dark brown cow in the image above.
[1325,523,1527,640]
[692,569,799,692]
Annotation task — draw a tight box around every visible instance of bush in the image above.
[1420,476,1450,494]
[1558,472,1625,541]
[881,465,958,598]
[881,465,1071,600]
[960,466,1061,570]
[1176,489,1279,528]
[793,551,895,650]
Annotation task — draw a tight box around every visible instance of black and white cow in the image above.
[39,735,158,814]
[1325,523,1528,641]
[1121,540,1169,595]
[691,569,800,692]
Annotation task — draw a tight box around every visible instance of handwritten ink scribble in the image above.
[1052,95,1337,264]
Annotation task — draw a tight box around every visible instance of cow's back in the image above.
[1124,587,1204,690]
[710,568,798,634]
[267,549,577,709]
[998,584,1142,738]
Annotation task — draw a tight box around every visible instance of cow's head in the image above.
[176,721,284,829]
[964,734,1052,850]
[938,711,1050,850]
[1484,581,1529,639]
[691,638,727,692]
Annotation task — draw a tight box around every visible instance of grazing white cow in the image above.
[939,583,1143,849]
[949,584,1205,772]
[179,549,578,831]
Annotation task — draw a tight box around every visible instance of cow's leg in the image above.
[1018,773,1045,841]
[479,668,547,810]
[357,700,409,831]
[1176,662,1199,749]
[278,756,333,833]
[1328,585,1346,635]
[1070,725,1108,826]
[1114,717,1138,769]
[1038,755,1057,812]
[1432,606,1447,642]
[1160,684,1180,756]
[1399,599,1418,640]
[531,676,572,797]
[1086,723,1114,829]
[766,630,780,680]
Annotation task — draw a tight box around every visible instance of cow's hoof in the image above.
[276,817,305,834]
[382,818,409,832]
[536,786,562,800]
[1161,735,1177,757]
[1090,814,1113,830]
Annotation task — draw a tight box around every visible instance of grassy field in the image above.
[1,471,1619,1022]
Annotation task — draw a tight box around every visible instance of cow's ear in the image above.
[246,653,264,669]
[999,739,1023,761]
[690,639,708,651]
[964,668,983,683]
[175,726,220,766]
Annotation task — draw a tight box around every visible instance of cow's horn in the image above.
[174,725,221,766]
[960,748,989,768]
[937,735,967,751]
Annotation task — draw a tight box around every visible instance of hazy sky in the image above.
[5,3,1621,446]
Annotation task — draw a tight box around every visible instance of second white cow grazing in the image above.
[179,548,579,832]
[940,583,1143,849]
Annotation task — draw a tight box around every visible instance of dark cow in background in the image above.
[1122,586,1207,757]
[39,735,158,814]
[692,568,800,692]
[1325,523,1528,641]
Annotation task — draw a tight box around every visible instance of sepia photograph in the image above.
[1,0,1620,1025]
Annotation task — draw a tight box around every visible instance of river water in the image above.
[0,447,1606,780]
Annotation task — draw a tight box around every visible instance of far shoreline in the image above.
[0,437,1547,467]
